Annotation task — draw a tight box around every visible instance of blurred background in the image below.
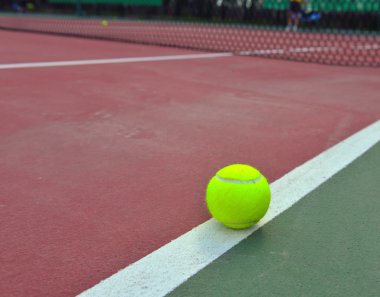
[1,0,379,31]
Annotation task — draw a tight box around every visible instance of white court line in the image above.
[288,46,339,53]
[1,43,378,70]
[77,119,380,297]
[0,53,233,70]
[239,49,286,55]
[238,44,380,56]
[352,44,380,50]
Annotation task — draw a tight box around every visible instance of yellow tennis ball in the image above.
[206,164,271,229]
[100,20,109,27]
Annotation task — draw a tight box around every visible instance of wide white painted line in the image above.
[77,120,380,297]
[0,53,233,70]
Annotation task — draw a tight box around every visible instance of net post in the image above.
[378,0,380,31]
[76,0,82,16]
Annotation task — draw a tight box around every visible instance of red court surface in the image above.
[1,30,380,297]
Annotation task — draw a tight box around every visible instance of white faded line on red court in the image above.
[238,44,380,55]
[0,53,233,69]
[2,44,378,70]
[77,119,380,297]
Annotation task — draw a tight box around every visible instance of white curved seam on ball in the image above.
[222,220,258,225]
[215,175,262,184]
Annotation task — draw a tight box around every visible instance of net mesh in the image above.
[0,0,379,66]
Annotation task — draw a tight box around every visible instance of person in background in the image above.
[286,0,305,32]
[12,1,25,12]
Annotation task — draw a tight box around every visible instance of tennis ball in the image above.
[100,20,109,27]
[206,164,271,229]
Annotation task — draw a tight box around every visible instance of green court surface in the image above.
[168,141,380,297]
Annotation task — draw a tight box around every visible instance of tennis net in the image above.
[0,1,379,66]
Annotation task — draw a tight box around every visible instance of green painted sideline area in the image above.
[168,141,380,297]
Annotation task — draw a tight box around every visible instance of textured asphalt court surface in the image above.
[168,141,380,297]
